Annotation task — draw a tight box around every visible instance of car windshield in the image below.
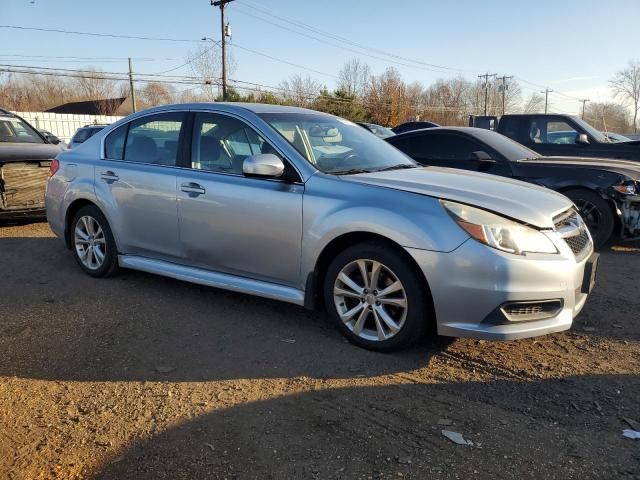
[470,128,540,161]
[0,115,43,144]
[572,116,608,143]
[259,112,416,174]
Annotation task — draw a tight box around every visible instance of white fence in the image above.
[11,111,123,142]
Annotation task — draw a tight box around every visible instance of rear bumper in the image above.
[406,238,593,341]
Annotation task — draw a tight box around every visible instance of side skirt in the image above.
[118,255,306,306]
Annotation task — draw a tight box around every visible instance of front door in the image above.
[94,112,186,262]
[176,112,304,286]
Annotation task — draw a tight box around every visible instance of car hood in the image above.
[0,142,63,163]
[522,156,640,180]
[344,167,573,229]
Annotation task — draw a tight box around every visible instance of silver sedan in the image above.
[45,103,597,351]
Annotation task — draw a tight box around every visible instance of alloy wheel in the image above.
[333,259,408,342]
[74,215,107,270]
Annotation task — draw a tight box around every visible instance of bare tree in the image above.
[337,58,371,98]
[584,101,633,134]
[187,44,223,101]
[610,60,640,133]
[139,82,176,107]
[278,74,322,107]
[522,92,544,113]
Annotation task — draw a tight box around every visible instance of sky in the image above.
[2,0,639,115]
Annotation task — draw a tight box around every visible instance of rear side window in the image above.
[392,133,483,161]
[125,113,184,166]
[103,113,185,165]
[104,124,127,160]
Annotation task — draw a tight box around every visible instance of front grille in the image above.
[553,209,591,259]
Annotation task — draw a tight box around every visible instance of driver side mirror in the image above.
[243,153,285,178]
[576,133,590,145]
[469,150,496,163]
[45,134,61,145]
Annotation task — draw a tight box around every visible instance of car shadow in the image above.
[0,235,636,384]
[90,374,640,479]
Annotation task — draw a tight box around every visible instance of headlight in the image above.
[613,181,637,195]
[441,200,558,255]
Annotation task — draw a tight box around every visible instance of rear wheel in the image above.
[71,205,119,277]
[564,189,614,248]
[323,241,430,352]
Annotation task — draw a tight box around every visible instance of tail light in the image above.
[49,159,60,177]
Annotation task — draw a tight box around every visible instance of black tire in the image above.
[564,189,614,248]
[70,205,120,278]
[323,241,431,352]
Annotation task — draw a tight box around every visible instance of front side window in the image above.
[191,113,276,174]
[544,121,578,144]
[0,116,43,144]
[259,113,415,174]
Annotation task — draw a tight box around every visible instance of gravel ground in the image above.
[0,221,638,479]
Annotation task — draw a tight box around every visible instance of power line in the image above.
[0,25,201,43]
[231,44,338,79]
[237,0,474,74]
[232,7,473,76]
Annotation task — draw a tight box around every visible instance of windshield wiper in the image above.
[373,163,418,172]
[330,168,372,175]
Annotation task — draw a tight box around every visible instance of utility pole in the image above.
[540,88,553,114]
[496,75,513,115]
[579,98,590,119]
[212,0,235,101]
[128,57,137,113]
[478,73,497,116]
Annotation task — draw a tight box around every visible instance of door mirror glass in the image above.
[576,133,590,145]
[243,153,285,178]
[469,150,495,162]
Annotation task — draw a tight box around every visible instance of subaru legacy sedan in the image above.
[46,103,597,352]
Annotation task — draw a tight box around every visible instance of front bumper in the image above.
[406,237,593,341]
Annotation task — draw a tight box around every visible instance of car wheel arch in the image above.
[304,231,435,318]
[64,199,118,251]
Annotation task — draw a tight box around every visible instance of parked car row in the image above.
[45,103,599,352]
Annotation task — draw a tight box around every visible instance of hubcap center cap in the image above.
[365,293,376,306]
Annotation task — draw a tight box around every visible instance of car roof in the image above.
[391,126,483,137]
[132,102,330,116]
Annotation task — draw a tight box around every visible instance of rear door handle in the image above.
[100,170,119,182]
[180,182,206,196]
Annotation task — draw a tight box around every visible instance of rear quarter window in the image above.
[104,124,127,160]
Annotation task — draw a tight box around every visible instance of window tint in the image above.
[124,113,184,166]
[191,113,275,174]
[104,124,127,159]
[72,128,92,144]
[402,133,484,161]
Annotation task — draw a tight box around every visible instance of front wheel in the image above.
[564,189,614,249]
[323,241,430,352]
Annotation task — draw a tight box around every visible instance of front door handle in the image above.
[180,182,206,196]
[100,170,119,182]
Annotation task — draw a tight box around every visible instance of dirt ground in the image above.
[0,220,638,479]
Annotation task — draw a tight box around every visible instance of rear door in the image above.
[176,111,304,286]
[94,112,185,262]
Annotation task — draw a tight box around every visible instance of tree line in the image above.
[1,56,638,133]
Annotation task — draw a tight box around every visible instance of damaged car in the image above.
[387,126,640,247]
[0,109,64,219]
